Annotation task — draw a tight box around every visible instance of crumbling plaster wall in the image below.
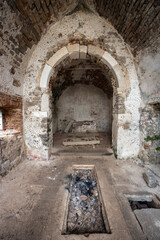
[137,41,160,104]
[136,40,160,163]
[56,84,112,133]
[0,1,26,96]
[0,0,79,96]
[24,11,141,160]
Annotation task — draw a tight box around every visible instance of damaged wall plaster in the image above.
[23,11,140,160]
[136,40,160,163]
[56,84,112,133]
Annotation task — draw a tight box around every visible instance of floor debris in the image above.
[67,169,108,234]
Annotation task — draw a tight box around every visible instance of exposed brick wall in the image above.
[0,92,22,109]
[4,109,22,132]
[2,0,159,64]
[0,92,23,133]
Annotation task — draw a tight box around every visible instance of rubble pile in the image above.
[67,169,106,234]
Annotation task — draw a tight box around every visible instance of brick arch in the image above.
[39,44,128,90]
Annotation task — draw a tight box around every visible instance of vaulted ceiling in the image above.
[95,0,160,51]
[2,0,160,61]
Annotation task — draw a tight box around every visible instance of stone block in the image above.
[143,171,158,188]
[80,45,87,59]
[67,44,79,59]
[33,111,48,118]
[41,93,49,111]
[47,47,69,67]
[113,64,126,88]
[40,64,52,88]
[101,51,117,68]
[134,209,160,240]
[88,45,104,58]
[72,121,96,133]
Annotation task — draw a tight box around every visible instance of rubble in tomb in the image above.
[67,169,110,234]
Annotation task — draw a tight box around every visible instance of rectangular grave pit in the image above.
[126,193,160,211]
[125,193,160,240]
[62,165,111,235]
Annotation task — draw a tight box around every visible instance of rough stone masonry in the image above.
[0,0,159,175]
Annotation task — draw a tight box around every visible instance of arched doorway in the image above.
[50,58,114,152]
[39,44,129,159]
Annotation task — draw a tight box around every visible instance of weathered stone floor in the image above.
[0,150,160,240]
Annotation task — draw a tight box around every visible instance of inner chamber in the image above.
[50,57,116,147]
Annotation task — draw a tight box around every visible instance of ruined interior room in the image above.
[0,0,160,240]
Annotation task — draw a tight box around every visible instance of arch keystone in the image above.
[80,45,87,59]
[67,44,80,59]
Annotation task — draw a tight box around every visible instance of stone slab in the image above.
[145,164,160,178]
[64,120,74,133]
[88,45,104,58]
[63,137,100,146]
[143,171,158,188]
[101,51,117,68]
[72,121,96,133]
[134,209,160,240]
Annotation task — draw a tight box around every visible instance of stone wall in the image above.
[0,0,78,97]
[56,84,112,133]
[137,40,160,163]
[0,0,159,167]
[0,1,24,96]
[0,135,24,176]
[140,105,160,163]
[23,11,140,160]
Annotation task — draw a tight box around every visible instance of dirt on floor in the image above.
[0,134,160,240]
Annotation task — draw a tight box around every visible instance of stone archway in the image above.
[23,10,141,161]
[40,44,127,89]
[38,44,130,160]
